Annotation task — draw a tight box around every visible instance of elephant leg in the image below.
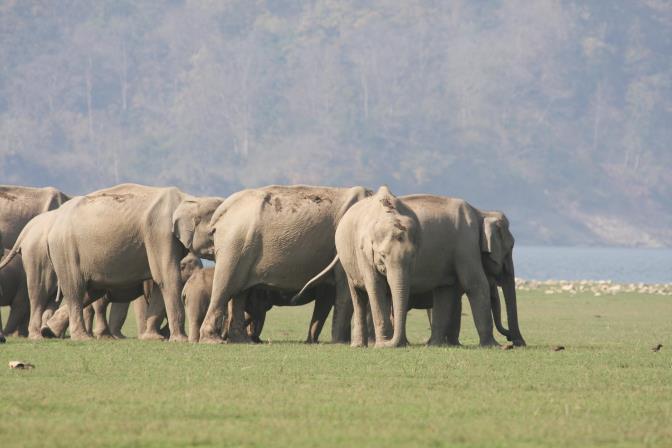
[108,301,130,339]
[187,292,209,343]
[445,286,463,346]
[429,286,462,346]
[41,298,59,329]
[366,304,376,345]
[83,304,95,337]
[133,297,148,337]
[43,305,70,338]
[26,269,53,339]
[92,296,113,339]
[141,285,167,340]
[145,240,186,342]
[459,266,497,347]
[306,285,334,343]
[227,291,252,343]
[200,248,249,344]
[4,286,30,337]
[365,274,393,347]
[348,280,368,348]
[331,264,352,343]
[248,311,266,343]
[58,274,91,340]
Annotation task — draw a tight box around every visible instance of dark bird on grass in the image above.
[651,344,663,352]
[552,345,565,352]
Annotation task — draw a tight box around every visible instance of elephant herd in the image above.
[0,183,525,348]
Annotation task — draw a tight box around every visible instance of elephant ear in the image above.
[172,200,199,251]
[481,216,503,266]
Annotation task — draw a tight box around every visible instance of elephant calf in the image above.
[182,267,331,343]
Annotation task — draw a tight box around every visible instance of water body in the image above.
[514,246,672,284]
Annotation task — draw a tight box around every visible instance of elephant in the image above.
[0,209,63,339]
[295,186,421,348]
[297,194,523,348]
[182,267,333,343]
[198,185,371,344]
[397,195,523,347]
[39,183,222,341]
[105,253,204,339]
[0,184,69,250]
[0,246,29,337]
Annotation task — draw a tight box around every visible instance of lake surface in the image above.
[514,246,672,283]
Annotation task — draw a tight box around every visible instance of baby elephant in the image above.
[182,268,293,343]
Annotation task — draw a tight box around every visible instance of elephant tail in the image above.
[0,236,24,272]
[290,255,340,305]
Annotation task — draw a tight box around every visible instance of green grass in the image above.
[1,292,671,447]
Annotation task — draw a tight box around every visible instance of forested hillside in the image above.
[1,1,670,246]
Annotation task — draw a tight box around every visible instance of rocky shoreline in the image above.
[515,279,672,296]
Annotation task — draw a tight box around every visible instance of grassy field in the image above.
[1,291,671,447]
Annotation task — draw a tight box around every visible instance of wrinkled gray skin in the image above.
[298,194,523,347]
[296,186,421,348]
[0,185,70,250]
[183,267,333,343]
[199,185,369,344]
[44,183,223,341]
[105,253,204,339]
[401,195,523,347]
[0,210,63,339]
[0,247,29,338]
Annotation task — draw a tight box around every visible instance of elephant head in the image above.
[179,253,203,283]
[480,212,525,346]
[172,197,223,260]
[369,186,420,347]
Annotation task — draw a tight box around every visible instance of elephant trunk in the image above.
[501,257,525,346]
[490,281,511,339]
[385,267,410,348]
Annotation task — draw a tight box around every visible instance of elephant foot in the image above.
[511,337,527,347]
[111,332,126,340]
[159,325,170,338]
[446,339,462,347]
[427,337,446,347]
[381,338,408,348]
[139,331,166,341]
[169,334,188,342]
[199,335,225,344]
[29,331,45,340]
[40,326,58,339]
[479,338,500,348]
[70,331,94,341]
[253,336,265,344]
[350,339,367,348]
[95,332,115,340]
[0,334,6,343]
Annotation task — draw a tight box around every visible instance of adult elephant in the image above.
[401,195,524,346]
[199,185,371,344]
[0,210,63,338]
[297,194,524,347]
[0,185,69,250]
[183,267,332,343]
[44,183,223,341]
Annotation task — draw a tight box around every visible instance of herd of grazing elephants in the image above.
[0,183,525,348]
